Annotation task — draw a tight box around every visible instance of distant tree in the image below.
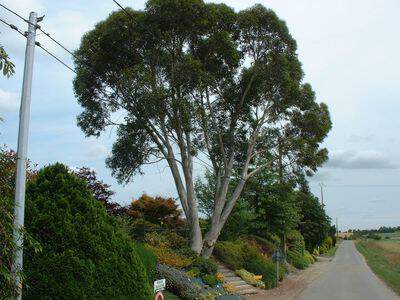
[127,194,184,228]
[73,167,125,215]
[73,0,330,256]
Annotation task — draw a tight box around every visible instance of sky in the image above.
[1,0,400,231]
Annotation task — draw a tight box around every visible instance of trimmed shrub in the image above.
[158,264,203,299]
[23,164,152,299]
[287,230,313,270]
[304,250,315,264]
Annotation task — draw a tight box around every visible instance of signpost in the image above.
[154,278,166,300]
[272,248,284,286]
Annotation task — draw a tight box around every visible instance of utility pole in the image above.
[319,182,325,207]
[11,12,38,300]
[336,217,339,239]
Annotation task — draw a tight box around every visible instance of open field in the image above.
[377,231,400,240]
[356,239,400,296]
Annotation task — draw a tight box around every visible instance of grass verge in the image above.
[356,240,400,296]
[322,246,337,258]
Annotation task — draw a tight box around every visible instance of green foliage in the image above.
[286,230,310,269]
[202,274,218,287]
[73,0,330,254]
[214,238,283,288]
[158,264,203,300]
[0,45,15,77]
[130,218,161,240]
[23,164,152,299]
[244,258,284,289]
[297,191,331,251]
[245,174,300,237]
[190,257,218,276]
[287,250,309,269]
[249,235,279,255]
[304,250,315,264]
[186,267,200,278]
[0,147,39,299]
[195,172,256,241]
[367,233,382,240]
[214,241,245,271]
[134,243,158,282]
[145,231,194,268]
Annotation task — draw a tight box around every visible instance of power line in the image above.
[0,16,76,73]
[312,184,400,188]
[35,41,76,73]
[111,0,136,22]
[0,16,26,37]
[0,3,28,24]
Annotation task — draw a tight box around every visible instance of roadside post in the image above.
[11,11,40,300]
[272,248,284,287]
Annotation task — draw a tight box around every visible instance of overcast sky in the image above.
[1,0,400,231]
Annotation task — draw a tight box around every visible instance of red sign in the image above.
[155,292,164,300]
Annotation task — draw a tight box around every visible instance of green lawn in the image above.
[356,239,400,296]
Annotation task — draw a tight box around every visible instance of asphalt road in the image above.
[296,240,399,300]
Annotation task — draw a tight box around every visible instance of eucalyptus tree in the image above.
[73,0,326,257]
[260,83,331,185]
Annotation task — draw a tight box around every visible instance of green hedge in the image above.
[23,164,152,299]
[286,230,312,269]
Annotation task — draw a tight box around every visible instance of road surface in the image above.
[296,240,399,300]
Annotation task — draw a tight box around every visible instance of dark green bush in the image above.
[286,230,311,269]
[135,243,158,282]
[23,164,152,299]
[190,257,217,276]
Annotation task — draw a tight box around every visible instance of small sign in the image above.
[154,279,166,293]
[155,291,164,300]
[272,248,284,262]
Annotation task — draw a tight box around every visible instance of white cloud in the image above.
[81,139,109,160]
[0,89,19,113]
[325,149,398,169]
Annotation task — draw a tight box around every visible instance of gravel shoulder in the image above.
[242,255,332,300]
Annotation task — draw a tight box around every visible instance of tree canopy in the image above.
[74,0,330,256]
